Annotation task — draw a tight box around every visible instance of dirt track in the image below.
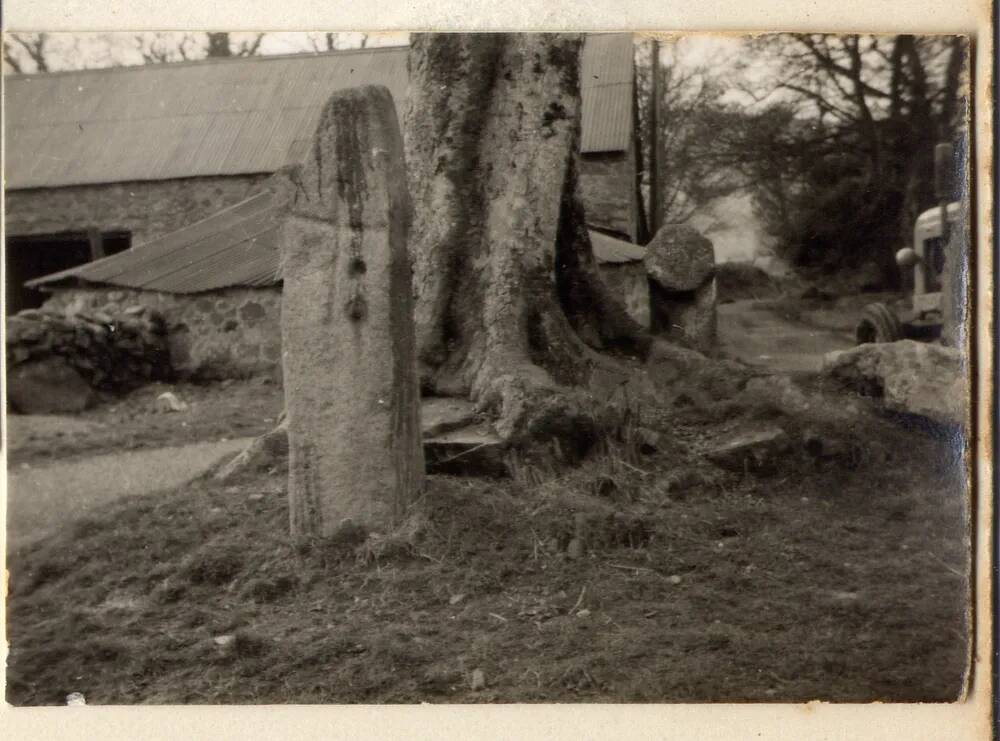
[6,437,251,549]
[717,299,856,373]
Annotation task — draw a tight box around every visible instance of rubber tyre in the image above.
[855,302,903,344]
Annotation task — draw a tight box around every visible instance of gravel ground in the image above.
[6,437,253,550]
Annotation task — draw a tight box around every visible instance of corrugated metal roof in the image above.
[579,33,634,153]
[5,34,633,190]
[589,229,646,263]
[28,188,643,293]
[26,189,284,292]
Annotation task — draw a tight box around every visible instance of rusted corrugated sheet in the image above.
[579,33,634,153]
[26,190,285,292]
[28,190,642,293]
[6,35,632,190]
[589,229,646,264]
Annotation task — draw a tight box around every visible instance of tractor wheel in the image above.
[855,302,903,344]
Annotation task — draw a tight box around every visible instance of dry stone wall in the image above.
[6,306,171,412]
[43,286,282,380]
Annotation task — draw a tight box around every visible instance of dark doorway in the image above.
[5,231,132,313]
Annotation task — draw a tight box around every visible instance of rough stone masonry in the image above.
[279,85,424,536]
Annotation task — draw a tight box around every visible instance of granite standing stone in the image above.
[280,85,424,536]
[644,224,718,352]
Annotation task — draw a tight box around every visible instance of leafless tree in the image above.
[406,33,649,444]
[3,33,51,73]
[692,34,969,283]
[306,33,370,53]
[204,32,265,58]
[635,39,742,235]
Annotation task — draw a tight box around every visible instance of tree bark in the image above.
[405,34,649,443]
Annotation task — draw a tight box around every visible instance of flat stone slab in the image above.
[421,397,480,438]
[217,397,508,481]
[422,399,507,477]
[705,426,790,475]
[424,428,508,478]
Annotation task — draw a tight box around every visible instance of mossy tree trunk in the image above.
[405,33,650,444]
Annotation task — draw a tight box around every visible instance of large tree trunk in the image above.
[404,34,650,444]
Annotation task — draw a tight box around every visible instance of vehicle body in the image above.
[855,202,959,345]
[855,136,969,347]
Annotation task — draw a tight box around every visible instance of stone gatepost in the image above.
[644,224,718,353]
[279,85,424,536]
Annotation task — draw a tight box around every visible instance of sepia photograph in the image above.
[0,17,987,721]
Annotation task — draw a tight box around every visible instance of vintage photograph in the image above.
[3,31,975,705]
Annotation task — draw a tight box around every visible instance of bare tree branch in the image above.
[6,33,50,72]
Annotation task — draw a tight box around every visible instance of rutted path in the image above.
[6,437,253,549]
[717,299,856,374]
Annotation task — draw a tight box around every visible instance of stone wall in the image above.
[39,263,647,383]
[43,286,282,380]
[597,262,650,329]
[7,306,171,412]
[579,147,638,242]
[6,175,268,245]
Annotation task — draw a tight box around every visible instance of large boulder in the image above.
[7,356,96,414]
[644,225,718,352]
[644,224,715,292]
[822,340,966,426]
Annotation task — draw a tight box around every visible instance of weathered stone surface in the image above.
[281,85,424,535]
[822,340,965,426]
[705,426,790,475]
[7,356,96,414]
[420,397,508,476]
[6,176,267,255]
[6,305,171,393]
[651,277,717,352]
[219,398,507,481]
[424,427,507,478]
[645,225,718,351]
[738,374,868,425]
[155,391,188,413]
[579,152,638,241]
[44,286,282,381]
[644,224,716,292]
[422,397,480,438]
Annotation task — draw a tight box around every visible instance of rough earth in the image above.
[5,373,970,704]
[3,289,972,705]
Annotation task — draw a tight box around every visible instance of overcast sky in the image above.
[3,31,753,80]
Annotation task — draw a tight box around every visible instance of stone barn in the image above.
[28,186,650,380]
[8,35,650,381]
[5,34,644,314]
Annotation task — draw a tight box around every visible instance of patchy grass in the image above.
[7,378,284,466]
[5,388,970,705]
